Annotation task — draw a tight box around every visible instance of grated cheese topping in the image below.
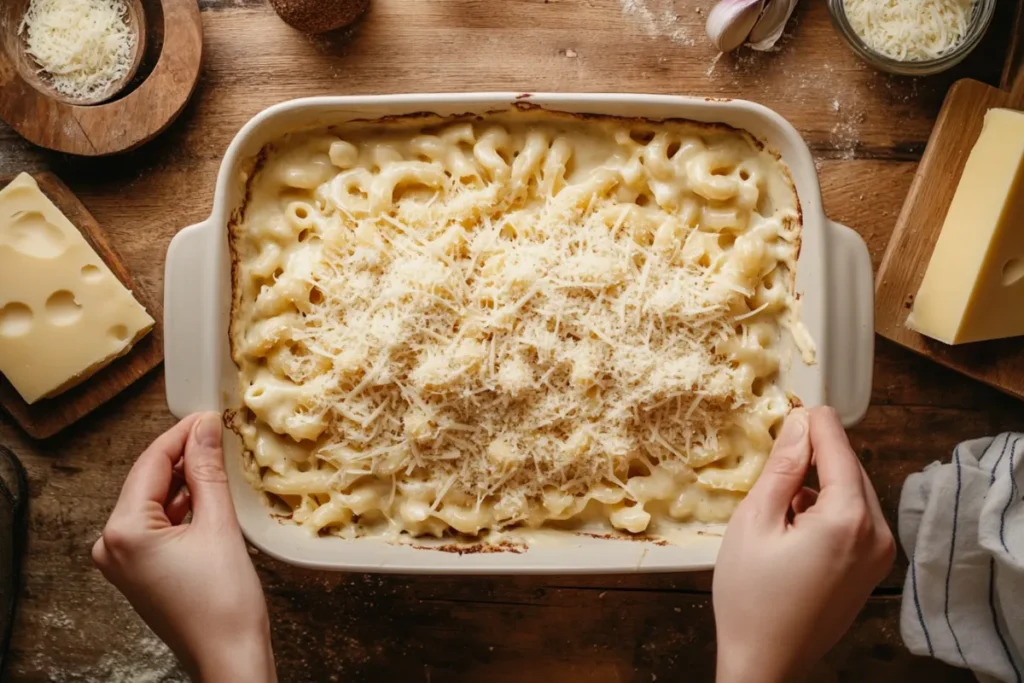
[19,0,136,102]
[843,0,974,62]
[229,111,813,538]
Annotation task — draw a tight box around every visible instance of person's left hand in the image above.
[92,412,277,683]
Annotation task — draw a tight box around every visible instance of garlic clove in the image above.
[747,0,799,51]
[705,0,765,53]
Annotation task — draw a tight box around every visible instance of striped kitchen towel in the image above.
[899,433,1024,683]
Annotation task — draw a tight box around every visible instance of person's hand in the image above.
[92,412,277,683]
[713,406,896,683]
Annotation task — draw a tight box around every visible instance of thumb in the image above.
[183,411,237,528]
[742,408,811,527]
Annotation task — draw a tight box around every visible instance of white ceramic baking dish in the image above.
[163,93,874,574]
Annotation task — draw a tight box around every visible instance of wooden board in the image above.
[0,173,163,439]
[0,0,202,156]
[1,1,1022,681]
[874,68,1024,400]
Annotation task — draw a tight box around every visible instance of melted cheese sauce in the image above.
[229,110,812,540]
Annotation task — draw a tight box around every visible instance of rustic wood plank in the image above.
[1001,0,1024,91]
[2,0,1013,163]
[169,1,1012,159]
[3,566,971,683]
[0,1,1019,681]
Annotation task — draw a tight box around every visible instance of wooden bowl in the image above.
[2,0,147,106]
[0,0,201,156]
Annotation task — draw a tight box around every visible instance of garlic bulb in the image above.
[706,0,763,53]
[747,0,799,50]
[705,0,799,53]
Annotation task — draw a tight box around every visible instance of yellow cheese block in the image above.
[0,173,155,404]
[907,108,1024,345]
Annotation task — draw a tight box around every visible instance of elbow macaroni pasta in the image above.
[228,109,812,540]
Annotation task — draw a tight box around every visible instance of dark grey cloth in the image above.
[899,434,1024,683]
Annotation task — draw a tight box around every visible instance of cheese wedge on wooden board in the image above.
[906,108,1024,345]
[0,173,154,404]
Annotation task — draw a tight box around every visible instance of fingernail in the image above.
[195,412,222,447]
[777,408,807,447]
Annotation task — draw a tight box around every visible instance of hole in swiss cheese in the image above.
[1002,257,1024,286]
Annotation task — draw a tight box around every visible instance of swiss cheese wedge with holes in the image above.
[907,109,1024,345]
[0,173,154,404]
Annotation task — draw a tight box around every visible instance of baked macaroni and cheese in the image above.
[228,109,812,539]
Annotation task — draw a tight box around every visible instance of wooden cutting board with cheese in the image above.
[0,172,163,439]
[874,7,1024,401]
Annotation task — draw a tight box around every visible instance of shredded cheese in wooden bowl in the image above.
[18,0,137,104]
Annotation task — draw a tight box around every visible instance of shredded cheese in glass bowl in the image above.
[827,0,995,75]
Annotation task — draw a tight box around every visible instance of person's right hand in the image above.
[92,412,277,683]
[712,406,896,683]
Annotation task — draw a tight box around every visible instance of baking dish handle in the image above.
[825,219,874,427]
[164,219,220,418]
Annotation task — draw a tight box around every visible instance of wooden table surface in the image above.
[1,1,1022,681]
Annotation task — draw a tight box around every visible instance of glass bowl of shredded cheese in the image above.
[827,0,996,76]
